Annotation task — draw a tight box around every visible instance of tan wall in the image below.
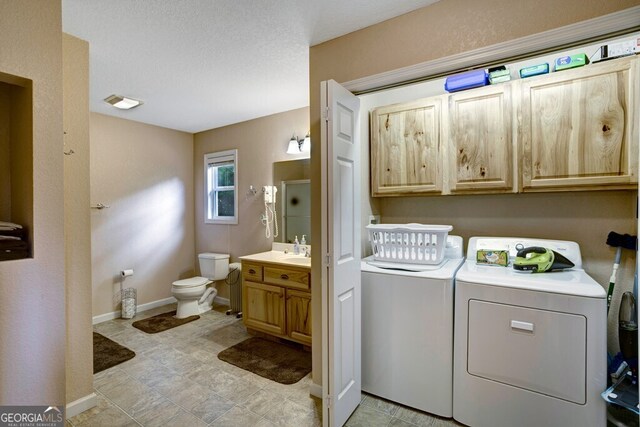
[194,107,309,299]
[63,33,93,406]
[0,0,65,405]
[309,0,640,387]
[380,190,637,285]
[90,113,195,317]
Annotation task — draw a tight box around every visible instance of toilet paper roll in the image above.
[120,269,134,278]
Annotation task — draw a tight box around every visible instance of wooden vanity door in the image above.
[446,84,514,193]
[520,56,638,191]
[370,98,442,196]
[286,289,312,345]
[243,281,285,336]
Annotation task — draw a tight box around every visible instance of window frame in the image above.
[204,149,238,225]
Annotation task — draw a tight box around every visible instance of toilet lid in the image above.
[172,276,210,288]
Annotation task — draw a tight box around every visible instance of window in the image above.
[205,149,238,224]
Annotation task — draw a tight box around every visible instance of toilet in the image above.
[171,253,229,318]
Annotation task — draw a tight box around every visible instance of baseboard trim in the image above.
[66,392,97,419]
[92,294,231,325]
[309,382,322,399]
[92,297,177,325]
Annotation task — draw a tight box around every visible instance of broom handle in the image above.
[606,247,622,313]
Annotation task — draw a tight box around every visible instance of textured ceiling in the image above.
[62,0,439,133]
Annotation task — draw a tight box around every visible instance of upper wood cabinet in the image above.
[519,56,638,191]
[370,98,442,196]
[445,85,513,193]
[369,56,638,197]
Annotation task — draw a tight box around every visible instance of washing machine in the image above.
[361,235,464,417]
[454,237,606,427]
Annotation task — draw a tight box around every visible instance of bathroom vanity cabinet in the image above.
[240,258,312,346]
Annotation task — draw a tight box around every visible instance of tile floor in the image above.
[70,303,461,427]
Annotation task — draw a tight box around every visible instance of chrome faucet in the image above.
[304,247,311,258]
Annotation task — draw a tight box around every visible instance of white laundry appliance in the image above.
[361,235,464,417]
[454,237,606,427]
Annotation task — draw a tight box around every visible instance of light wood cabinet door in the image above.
[286,289,312,345]
[446,84,514,193]
[243,280,285,336]
[520,56,639,191]
[370,98,441,196]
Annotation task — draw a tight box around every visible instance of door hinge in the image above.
[322,106,331,122]
[325,254,332,266]
[325,395,333,408]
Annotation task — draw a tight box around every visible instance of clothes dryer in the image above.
[454,237,606,427]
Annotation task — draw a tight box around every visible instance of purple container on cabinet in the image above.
[444,69,489,92]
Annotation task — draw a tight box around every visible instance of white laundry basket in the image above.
[367,223,453,264]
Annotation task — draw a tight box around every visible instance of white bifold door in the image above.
[321,80,361,427]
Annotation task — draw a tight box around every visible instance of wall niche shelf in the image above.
[0,70,33,261]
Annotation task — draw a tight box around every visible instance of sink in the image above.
[281,257,311,266]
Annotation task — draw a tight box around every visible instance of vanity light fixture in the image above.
[300,133,311,153]
[286,135,300,154]
[286,132,311,154]
[104,94,143,110]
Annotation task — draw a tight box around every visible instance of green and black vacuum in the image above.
[513,246,575,272]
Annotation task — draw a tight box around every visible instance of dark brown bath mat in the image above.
[132,310,199,334]
[218,337,311,384]
[93,332,135,374]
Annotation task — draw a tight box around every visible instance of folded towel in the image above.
[0,221,22,230]
[0,236,20,241]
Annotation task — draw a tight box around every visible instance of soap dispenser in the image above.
[301,235,307,245]
[293,236,300,255]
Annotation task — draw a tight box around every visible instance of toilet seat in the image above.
[172,276,211,288]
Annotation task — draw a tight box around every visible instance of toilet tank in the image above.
[198,253,230,281]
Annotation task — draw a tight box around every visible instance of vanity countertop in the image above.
[239,250,311,269]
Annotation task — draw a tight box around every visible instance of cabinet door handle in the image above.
[281,274,289,280]
[248,268,256,274]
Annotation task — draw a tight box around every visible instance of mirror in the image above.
[273,159,310,244]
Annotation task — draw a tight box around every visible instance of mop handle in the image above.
[606,247,622,313]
